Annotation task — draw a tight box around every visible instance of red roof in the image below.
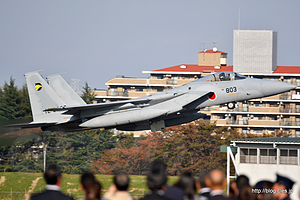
[198,49,228,54]
[273,66,300,74]
[152,65,300,74]
[153,64,233,73]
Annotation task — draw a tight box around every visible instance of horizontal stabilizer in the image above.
[5,122,56,129]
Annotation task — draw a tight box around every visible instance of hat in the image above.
[275,174,295,190]
[255,180,273,190]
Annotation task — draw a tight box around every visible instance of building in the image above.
[94,48,300,136]
[198,47,228,66]
[228,137,300,200]
[233,30,277,73]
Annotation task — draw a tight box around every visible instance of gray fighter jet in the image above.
[8,71,296,132]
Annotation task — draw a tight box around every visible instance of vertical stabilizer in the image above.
[47,74,86,106]
[25,71,66,122]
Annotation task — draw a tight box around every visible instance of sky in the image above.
[0,0,300,89]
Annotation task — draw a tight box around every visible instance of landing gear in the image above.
[227,102,235,109]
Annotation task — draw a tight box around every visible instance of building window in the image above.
[280,149,298,165]
[157,88,164,92]
[218,115,226,119]
[135,88,143,92]
[269,116,276,120]
[258,116,264,120]
[283,78,291,84]
[296,118,300,126]
[240,148,257,164]
[296,79,300,87]
[221,53,227,58]
[260,149,277,164]
[296,130,300,137]
[156,75,164,79]
[296,104,300,113]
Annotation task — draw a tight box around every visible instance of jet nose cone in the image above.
[261,80,296,97]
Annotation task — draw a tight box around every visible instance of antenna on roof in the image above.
[212,42,218,52]
[71,78,81,95]
[213,42,218,53]
[201,42,210,51]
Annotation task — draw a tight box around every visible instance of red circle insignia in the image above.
[209,93,216,100]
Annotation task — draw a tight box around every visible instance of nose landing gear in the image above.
[227,102,236,109]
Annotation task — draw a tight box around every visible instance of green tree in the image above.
[0,77,31,120]
[40,129,117,174]
[116,133,136,148]
[18,84,32,120]
[81,82,96,104]
[0,128,118,173]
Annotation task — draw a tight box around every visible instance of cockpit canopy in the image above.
[199,71,247,82]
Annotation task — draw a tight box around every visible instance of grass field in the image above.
[0,172,179,200]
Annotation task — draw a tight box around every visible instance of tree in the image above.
[92,139,153,175]
[42,129,117,174]
[92,120,245,175]
[0,128,117,173]
[81,81,96,104]
[116,133,136,148]
[0,77,31,120]
[18,84,32,120]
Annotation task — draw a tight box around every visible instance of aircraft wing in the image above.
[44,98,151,114]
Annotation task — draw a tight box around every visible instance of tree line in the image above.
[0,129,133,174]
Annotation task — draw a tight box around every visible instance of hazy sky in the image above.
[0,0,299,89]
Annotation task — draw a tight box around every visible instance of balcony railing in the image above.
[279,121,300,126]
[166,79,178,85]
[280,94,292,100]
[280,108,300,113]
[280,157,298,165]
[225,120,300,127]
[229,107,249,112]
[107,91,129,97]
[226,120,248,125]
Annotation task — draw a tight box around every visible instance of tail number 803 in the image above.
[225,87,237,93]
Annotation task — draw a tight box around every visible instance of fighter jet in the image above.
[8,71,296,132]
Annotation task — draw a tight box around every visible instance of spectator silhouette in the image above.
[104,174,133,200]
[176,171,198,200]
[272,174,294,200]
[255,180,273,200]
[139,159,172,200]
[31,165,74,200]
[207,169,228,200]
[198,170,211,200]
[79,172,102,200]
[237,186,257,200]
[236,175,249,195]
[228,180,238,200]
